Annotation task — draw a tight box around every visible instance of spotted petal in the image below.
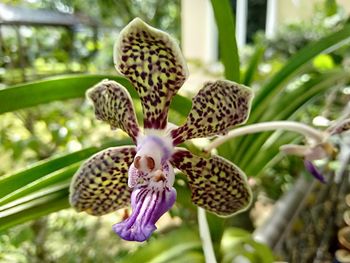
[69,146,136,216]
[171,148,252,216]
[114,18,189,130]
[87,80,140,142]
[171,80,253,145]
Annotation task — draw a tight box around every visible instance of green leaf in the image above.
[226,24,350,168]
[118,227,201,263]
[0,164,77,207]
[0,74,192,116]
[242,45,265,86]
[0,75,132,114]
[0,188,69,232]
[247,132,299,177]
[250,24,350,123]
[165,252,204,263]
[238,70,350,171]
[221,228,274,263]
[262,71,345,121]
[325,0,338,16]
[0,139,132,199]
[211,0,240,82]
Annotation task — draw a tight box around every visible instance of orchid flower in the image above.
[205,119,350,183]
[280,142,333,183]
[69,18,253,242]
[280,118,350,182]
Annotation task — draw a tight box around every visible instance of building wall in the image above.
[180,0,350,64]
[181,0,217,63]
[277,0,350,25]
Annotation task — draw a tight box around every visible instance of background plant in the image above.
[0,0,349,262]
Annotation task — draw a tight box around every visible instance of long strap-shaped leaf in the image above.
[217,70,349,173]
[226,24,350,167]
[211,0,240,82]
[240,71,350,172]
[0,75,134,114]
[0,139,131,199]
[250,24,350,123]
[0,74,191,116]
[0,164,78,207]
[242,44,265,86]
[0,188,69,232]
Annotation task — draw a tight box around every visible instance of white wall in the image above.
[181,0,217,63]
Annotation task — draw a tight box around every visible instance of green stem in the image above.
[198,207,217,263]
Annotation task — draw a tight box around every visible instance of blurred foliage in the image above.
[221,228,274,263]
[235,0,350,202]
[1,0,181,33]
[0,0,180,85]
[0,24,113,84]
[262,0,348,58]
[0,0,350,262]
[0,210,202,263]
[0,93,120,175]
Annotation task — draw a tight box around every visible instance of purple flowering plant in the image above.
[280,118,350,183]
[206,118,350,184]
[69,18,253,242]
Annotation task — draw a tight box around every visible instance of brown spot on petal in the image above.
[146,156,155,171]
[170,80,253,145]
[115,19,188,130]
[154,170,166,182]
[134,156,141,169]
[122,208,129,220]
[69,146,136,216]
[87,80,140,142]
[170,148,251,216]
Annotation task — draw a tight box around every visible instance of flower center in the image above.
[133,134,174,173]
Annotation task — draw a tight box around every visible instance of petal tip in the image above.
[304,159,326,183]
[113,222,156,242]
[113,17,189,80]
[112,185,176,242]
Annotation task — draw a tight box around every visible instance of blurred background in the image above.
[0,0,350,262]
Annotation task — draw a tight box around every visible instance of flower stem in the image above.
[206,121,325,152]
[197,207,217,263]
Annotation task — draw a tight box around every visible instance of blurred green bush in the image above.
[0,0,349,262]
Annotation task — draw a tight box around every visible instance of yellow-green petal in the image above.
[69,146,136,216]
[171,80,253,145]
[171,148,252,216]
[114,18,188,130]
[87,80,140,142]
